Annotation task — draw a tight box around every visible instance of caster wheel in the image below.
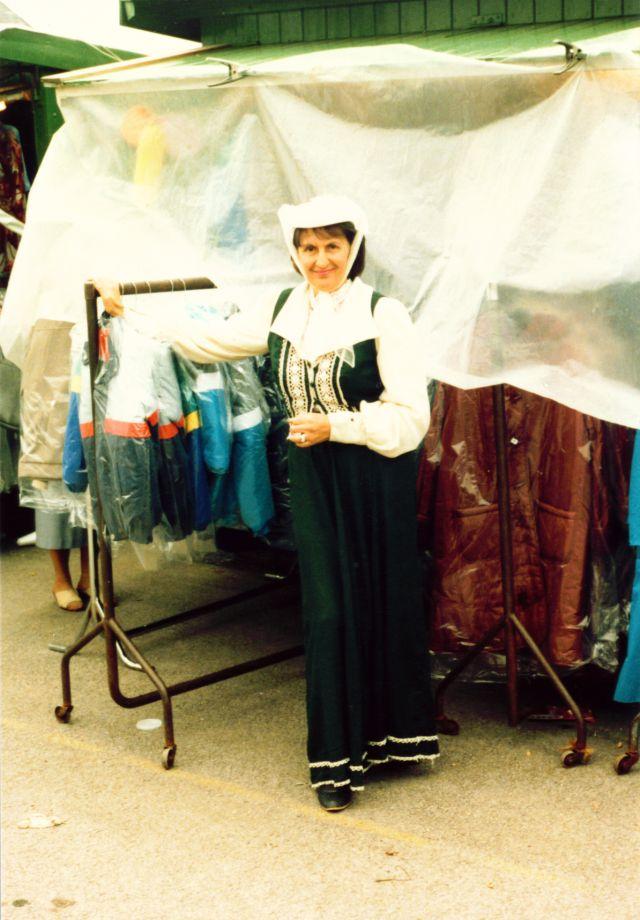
[162,745,176,770]
[436,716,460,736]
[55,705,73,723]
[561,748,590,768]
[614,752,638,775]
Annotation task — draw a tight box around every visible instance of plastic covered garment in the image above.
[62,322,90,494]
[1,42,639,433]
[61,303,274,544]
[19,477,86,523]
[178,299,274,536]
[193,364,232,476]
[418,382,634,672]
[183,302,233,476]
[79,314,193,544]
[18,318,74,483]
[0,427,18,493]
[17,314,87,522]
[257,354,294,550]
[615,432,640,703]
[172,356,214,534]
[0,346,20,492]
[212,358,274,537]
[0,124,28,283]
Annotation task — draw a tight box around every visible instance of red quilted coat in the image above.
[417,383,633,667]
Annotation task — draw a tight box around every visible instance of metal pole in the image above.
[492,384,519,726]
[84,283,117,625]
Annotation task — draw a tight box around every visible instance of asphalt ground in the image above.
[1,540,638,919]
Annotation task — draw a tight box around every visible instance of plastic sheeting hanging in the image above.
[1,43,638,433]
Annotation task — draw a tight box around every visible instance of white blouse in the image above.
[125,277,429,459]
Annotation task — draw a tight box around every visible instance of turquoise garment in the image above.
[629,430,640,546]
[614,431,640,703]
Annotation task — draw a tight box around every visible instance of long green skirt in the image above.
[288,441,439,791]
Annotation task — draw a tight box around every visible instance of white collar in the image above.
[270,277,379,364]
[308,278,352,311]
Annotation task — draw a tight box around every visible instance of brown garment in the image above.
[418,383,633,667]
[18,319,74,481]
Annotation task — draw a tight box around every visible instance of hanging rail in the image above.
[54,278,303,769]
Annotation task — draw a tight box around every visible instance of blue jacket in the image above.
[614,431,640,702]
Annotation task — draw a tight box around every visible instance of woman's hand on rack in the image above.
[92,278,124,317]
[288,412,331,448]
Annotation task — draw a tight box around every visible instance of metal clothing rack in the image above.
[49,492,151,672]
[614,710,639,774]
[435,384,592,768]
[54,278,303,768]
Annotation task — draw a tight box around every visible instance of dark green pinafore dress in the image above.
[268,288,439,791]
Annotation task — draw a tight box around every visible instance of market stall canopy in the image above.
[1,24,639,429]
[0,0,200,62]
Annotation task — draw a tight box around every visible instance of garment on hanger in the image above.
[0,124,28,282]
[173,356,213,534]
[418,383,634,670]
[181,302,273,537]
[256,354,294,550]
[64,309,275,544]
[0,426,18,492]
[19,319,75,483]
[194,365,232,476]
[62,331,89,494]
[151,344,193,541]
[0,344,20,492]
[218,359,273,537]
[615,430,640,703]
[86,316,163,542]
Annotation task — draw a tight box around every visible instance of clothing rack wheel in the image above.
[561,746,592,768]
[162,746,177,770]
[434,384,591,765]
[614,710,640,775]
[54,704,73,724]
[53,278,304,769]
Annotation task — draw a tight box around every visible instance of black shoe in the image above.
[316,786,352,812]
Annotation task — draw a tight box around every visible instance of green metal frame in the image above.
[122,0,640,49]
[0,27,138,166]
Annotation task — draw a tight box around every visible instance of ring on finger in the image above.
[299,433,307,443]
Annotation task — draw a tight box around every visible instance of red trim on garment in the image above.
[98,327,110,361]
[158,416,185,440]
[148,410,159,427]
[80,421,94,438]
[103,418,151,438]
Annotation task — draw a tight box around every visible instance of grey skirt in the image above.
[35,510,86,550]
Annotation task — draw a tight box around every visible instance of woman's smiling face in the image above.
[296,228,351,293]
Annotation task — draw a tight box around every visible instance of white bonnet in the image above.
[277,194,368,273]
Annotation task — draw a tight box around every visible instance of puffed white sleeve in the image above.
[123,294,274,363]
[327,297,430,458]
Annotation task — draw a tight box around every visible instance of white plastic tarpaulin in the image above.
[1,39,639,427]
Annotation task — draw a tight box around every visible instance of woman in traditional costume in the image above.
[97,194,439,810]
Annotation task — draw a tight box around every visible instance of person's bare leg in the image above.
[76,544,90,596]
[50,549,82,610]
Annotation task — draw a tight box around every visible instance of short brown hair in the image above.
[292,221,366,279]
